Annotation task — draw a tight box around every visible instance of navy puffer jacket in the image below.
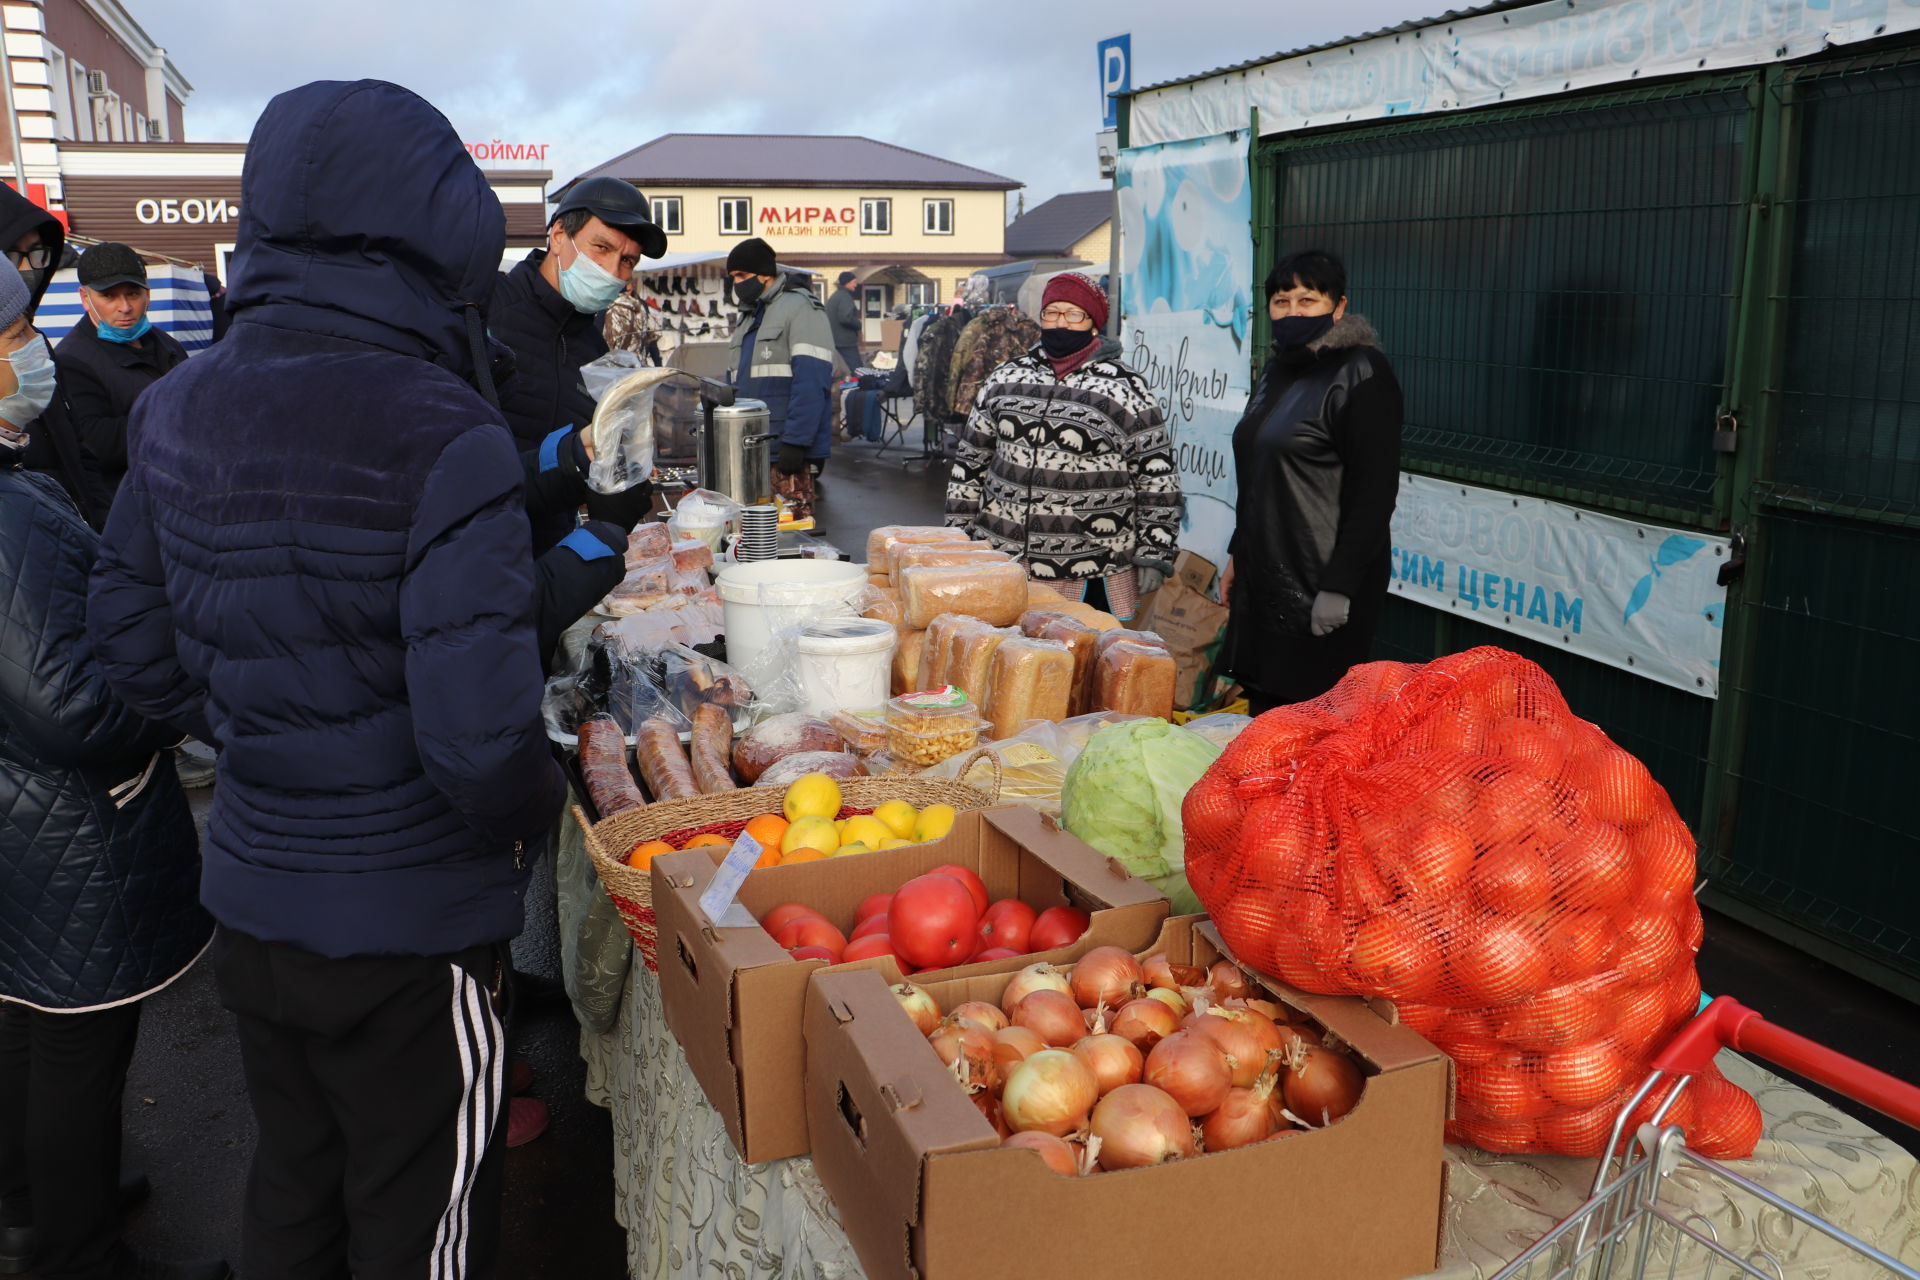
[86,80,565,960]
[0,467,210,1010]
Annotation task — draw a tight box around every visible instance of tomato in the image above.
[763,902,824,934]
[849,913,891,941]
[854,892,895,923]
[887,874,983,970]
[976,947,1020,961]
[841,934,899,963]
[1027,905,1090,953]
[776,917,846,959]
[789,945,839,962]
[977,899,1036,953]
[928,864,989,916]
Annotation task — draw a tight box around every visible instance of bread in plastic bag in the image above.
[983,636,1074,738]
[866,524,969,570]
[900,560,1028,629]
[754,751,869,788]
[731,712,842,783]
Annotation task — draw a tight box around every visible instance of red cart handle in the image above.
[1654,996,1920,1131]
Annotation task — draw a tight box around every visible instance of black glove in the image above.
[584,479,656,532]
[774,441,808,475]
[572,519,629,559]
[561,426,589,478]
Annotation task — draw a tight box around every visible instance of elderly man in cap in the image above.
[826,268,862,377]
[490,175,667,554]
[53,243,187,509]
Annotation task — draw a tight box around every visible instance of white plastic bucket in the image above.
[794,618,897,717]
[714,558,869,687]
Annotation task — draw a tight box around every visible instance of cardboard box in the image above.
[651,806,1171,1164]
[805,916,1450,1280]
[1173,548,1218,595]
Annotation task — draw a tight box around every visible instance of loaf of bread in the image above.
[985,637,1075,738]
[1035,615,1100,715]
[754,751,869,788]
[866,525,971,568]
[862,587,905,626]
[892,626,927,695]
[892,543,1005,574]
[1027,581,1066,605]
[949,626,1018,706]
[627,521,673,564]
[1053,600,1122,631]
[867,573,891,588]
[1095,627,1169,659]
[1018,609,1071,638]
[1095,641,1178,720]
[900,561,1028,629]
[731,713,842,784]
[923,614,995,690]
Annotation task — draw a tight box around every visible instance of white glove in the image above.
[1310,591,1351,637]
[1134,565,1166,596]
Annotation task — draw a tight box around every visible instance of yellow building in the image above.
[554,133,1020,342]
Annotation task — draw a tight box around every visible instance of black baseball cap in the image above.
[77,241,149,290]
[550,177,667,259]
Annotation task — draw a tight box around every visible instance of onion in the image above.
[1207,961,1251,1001]
[1082,1004,1109,1034]
[1143,1030,1234,1116]
[1089,1084,1198,1169]
[1071,1033,1144,1097]
[1000,963,1073,1017]
[1001,1049,1098,1137]
[1144,987,1189,1017]
[1190,1008,1286,1088]
[892,983,942,1036]
[1109,998,1180,1051]
[1222,995,1287,1022]
[1012,989,1087,1048]
[993,1025,1046,1071]
[1141,953,1207,992]
[1274,1022,1324,1057]
[928,1017,999,1093]
[950,1000,1009,1033]
[1200,1058,1282,1151]
[1000,1130,1080,1176]
[1069,946,1147,1010]
[972,1088,1012,1138]
[1283,1042,1364,1127]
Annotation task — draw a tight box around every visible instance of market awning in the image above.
[850,263,933,287]
[643,248,819,276]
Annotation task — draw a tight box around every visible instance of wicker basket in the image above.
[577,774,996,970]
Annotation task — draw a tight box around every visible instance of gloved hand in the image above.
[774,441,808,475]
[560,520,628,563]
[1309,590,1351,637]
[1134,565,1166,596]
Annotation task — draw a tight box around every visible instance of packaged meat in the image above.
[578,715,645,818]
[892,627,927,696]
[1094,641,1178,720]
[635,718,699,801]
[731,713,841,784]
[865,524,968,566]
[1034,615,1100,715]
[921,614,994,689]
[1094,627,1169,659]
[890,542,998,574]
[948,625,1018,707]
[754,751,869,788]
[617,555,672,597]
[626,521,673,564]
[689,702,737,793]
[827,707,889,756]
[899,561,1028,629]
[861,587,905,627]
[662,646,754,719]
[671,538,714,573]
[983,637,1076,738]
[884,688,985,766]
[670,566,709,596]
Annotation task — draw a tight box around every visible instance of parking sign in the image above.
[1098,34,1131,129]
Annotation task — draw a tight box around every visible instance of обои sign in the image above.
[134,196,237,225]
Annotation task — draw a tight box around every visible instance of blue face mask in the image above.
[96,315,154,344]
[0,336,56,430]
[555,239,626,315]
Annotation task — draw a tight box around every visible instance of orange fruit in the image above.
[779,847,830,865]
[684,833,731,849]
[743,813,790,860]
[625,839,673,870]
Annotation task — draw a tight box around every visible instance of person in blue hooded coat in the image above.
[87,80,562,1279]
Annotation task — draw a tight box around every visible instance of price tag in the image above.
[698,831,765,927]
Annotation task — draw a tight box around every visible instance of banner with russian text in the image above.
[1115,129,1254,567]
[1389,475,1731,698]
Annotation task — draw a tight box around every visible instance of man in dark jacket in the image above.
[490,176,664,554]
[52,243,188,508]
[87,80,561,1279]
[826,268,862,375]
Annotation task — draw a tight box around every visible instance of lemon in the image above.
[841,815,893,849]
[784,772,843,822]
[873,799,920,840]
[879,836,914,849]
[913,803,957,843]
[833,842,871,858]
[780,815,840,856]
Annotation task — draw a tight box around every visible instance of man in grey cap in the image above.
[826,268,863,378]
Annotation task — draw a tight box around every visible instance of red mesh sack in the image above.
[1184,647,1760,1159]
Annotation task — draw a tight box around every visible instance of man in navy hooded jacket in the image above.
[87,80,555,1279]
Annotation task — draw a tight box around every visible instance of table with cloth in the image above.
[551,806,1920,1280]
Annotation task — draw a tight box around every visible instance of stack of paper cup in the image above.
[733,504,779,562]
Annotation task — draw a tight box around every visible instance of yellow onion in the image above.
[1201,1058,1283,1151]
[1012,989,1086,1048]
[1001,1049,1099,1137]
[1090,1084,1197,1169]
[999,963,1072,1017]
[1190,1008,1286,1088]
[1000,1130,1082,1176]
[950,1000,1010,1033]
[1207,961,1252,1001]
[892,982,942,1036]
[1071,1033,1145,1097]
[1145,987,1189,1017]
[1144,1030,1234,1116]
[1068,946,1146,1010]
[992,1025,1046,1072]
[928,1016,998,1093]
[1283,1042,1364,1128]
[1141,952,1207,992]
[972,1089,1011,1138]
[1110,998,1180,1051]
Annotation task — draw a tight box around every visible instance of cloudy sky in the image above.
[138,0,1442,214]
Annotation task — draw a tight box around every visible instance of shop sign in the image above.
[134,196,238,225]
[464,140,550,163]
[757,205,855,238]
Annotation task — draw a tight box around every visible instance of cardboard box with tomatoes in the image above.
[650,805,1172,1163]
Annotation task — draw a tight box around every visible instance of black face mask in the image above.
[732,278,765,308]
[1273,313,1336,349]
[1040,326,1096,358]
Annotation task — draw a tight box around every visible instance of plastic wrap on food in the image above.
[921,613,995,690]
[983,636,1075,738]
[899,561,1028,629]
[730,712,842,784]
[578,714,645,817]
[1094,627,1169,658]
[948,625,1018,708]
[660,645,754,721]
[753,750,869,788]
[891,543,1001,574]
[827,707,889,756]
[1053,600,1122,631]
[671,538,714,573]
[634,717,699,800]
[865,524,969,567]
[582,360,673,494]
[1094,641,1178,720]
[1033,614,1100,716]
[861,587,905,626]
[689,702,737,793]
[919,711,1145,818]
[1027,581,1068,606]
[884,687,985,767]
[892,627,926,697]
[625,522,673,564]
[1180,712,1254,750]
[670,565,709,596]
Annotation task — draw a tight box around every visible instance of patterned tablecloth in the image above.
[555,808,1920,1280]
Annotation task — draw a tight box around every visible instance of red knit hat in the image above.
[1041,271,1108,330]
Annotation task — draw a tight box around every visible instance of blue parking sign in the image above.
[1099,34,1131,129]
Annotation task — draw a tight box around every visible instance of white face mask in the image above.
[555,234,626,315]
[0,336,54,432]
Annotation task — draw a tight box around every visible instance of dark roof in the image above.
[556,134,1021,196]
[1004,191,1112,258]
[1132,0,1543,95]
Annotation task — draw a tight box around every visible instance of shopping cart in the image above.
[1492,996,1920,1280]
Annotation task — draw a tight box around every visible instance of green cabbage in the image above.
[1061,718,1222,915]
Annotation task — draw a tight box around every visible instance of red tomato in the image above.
[1027,905,1090,953]
[854,892,894,923]
[777,917,846,960]
[763,902,824,934]
[789,945,838,962]
[887,874,983,969]
[977,899,1036,953]
[928,864,989,916]
[976,947,1020,961]
[841,934,898,963]
[849,914,891,941]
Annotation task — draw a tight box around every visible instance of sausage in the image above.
[578,716,645,818]
[690,703,737,794]
[635,717,699,801]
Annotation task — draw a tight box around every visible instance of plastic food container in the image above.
[794,618,897,717]
[828,707,890,756]
[885,688,985,765]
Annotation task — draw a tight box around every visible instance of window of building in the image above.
[719,197,751,235]
[905,282,935,306]
[923,198,954,235]
[651,196,683,235]
[860,198,891,235]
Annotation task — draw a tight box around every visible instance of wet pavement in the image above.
[86,434,1917,1278]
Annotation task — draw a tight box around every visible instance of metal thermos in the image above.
[698,397,774,507]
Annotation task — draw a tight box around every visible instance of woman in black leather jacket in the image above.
[1219,251,1404,711]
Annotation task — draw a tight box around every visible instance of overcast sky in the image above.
[139,1,1442,215]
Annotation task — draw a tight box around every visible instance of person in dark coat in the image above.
[86,80,564,1279]
[52,243,188,508]
[1220,250,1404,711]
[490,176,664,555]
[0,267,224,1280]
[826,268,862,375]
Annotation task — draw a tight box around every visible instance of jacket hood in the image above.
[0,182,65,311]
[1307,314,1380,353]
[226,80,505,376]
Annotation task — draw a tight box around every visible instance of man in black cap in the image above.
[726,238,834,520]
[826,268,862,377]
[490,175,667,555]
[53,242,188,508]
